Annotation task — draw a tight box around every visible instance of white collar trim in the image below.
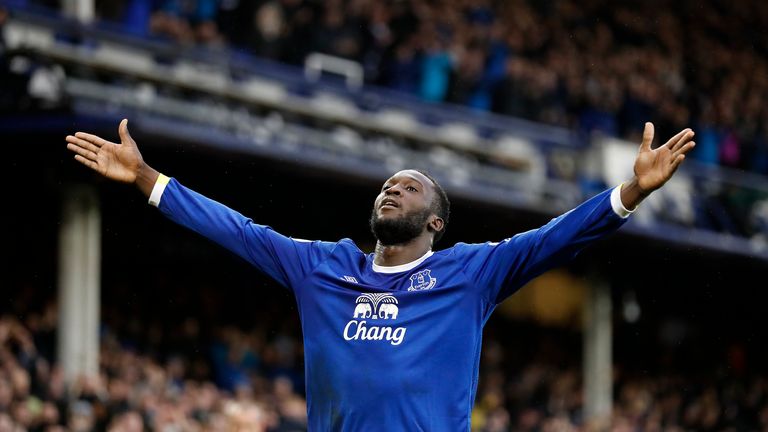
[372,250,434,274]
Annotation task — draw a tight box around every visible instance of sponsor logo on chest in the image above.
[343,293,406,346]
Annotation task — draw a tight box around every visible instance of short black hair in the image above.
[415,170,450,244]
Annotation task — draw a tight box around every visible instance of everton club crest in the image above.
[408,269,437,291]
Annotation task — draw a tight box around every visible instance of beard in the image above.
[370,207,432,246]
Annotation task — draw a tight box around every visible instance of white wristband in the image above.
[610,184,635,218]
[148,174,170,207]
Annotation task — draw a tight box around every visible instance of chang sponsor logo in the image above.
[343,293,406,346]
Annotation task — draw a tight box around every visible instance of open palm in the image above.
[65,119,144,184]
[634,122,696,193]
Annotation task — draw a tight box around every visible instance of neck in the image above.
[373,236,432,267]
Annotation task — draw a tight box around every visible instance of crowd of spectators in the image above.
[0,302,308,431]
[7,0,768,173]
[473,338,768,432]
[80,0,768,175]
[5,0,768,242]
[2,298,767,432]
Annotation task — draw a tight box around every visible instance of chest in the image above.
[295,259,488,344]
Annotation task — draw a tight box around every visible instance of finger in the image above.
[671,154,685,170]
[65,135,100,154]
[67,143,98,161]
[640,122,654,152]
[669,130,695,153]
[663,128,691,150]
[74,131,111,148]
[118,119,135,148]
[74,155,99,171]
[672,141,696,158]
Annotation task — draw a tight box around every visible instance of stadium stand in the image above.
[35,0,768,175]
[3,1,768,256]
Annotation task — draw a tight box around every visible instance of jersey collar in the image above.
[372,250,434,274]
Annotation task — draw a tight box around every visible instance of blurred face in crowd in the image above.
[370,170,439,246]
[0,414,13,430]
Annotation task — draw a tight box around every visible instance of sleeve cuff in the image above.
[148,174,171,207]
[610,184,635,219]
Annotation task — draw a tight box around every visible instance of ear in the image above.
[427,216,444,235]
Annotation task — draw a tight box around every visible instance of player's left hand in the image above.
[634,122,695,194]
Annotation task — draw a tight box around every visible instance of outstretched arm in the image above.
[620,122,696,210]
[65,119,159,197]
[460,122,697,303]
[65,119,334,291]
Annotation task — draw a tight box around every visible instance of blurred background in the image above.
[3,0,768,431]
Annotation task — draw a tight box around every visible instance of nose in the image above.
[385,185,402,196]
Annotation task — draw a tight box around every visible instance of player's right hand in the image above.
[66,119,144,184]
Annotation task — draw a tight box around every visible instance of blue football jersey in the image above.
[152,177,629,431]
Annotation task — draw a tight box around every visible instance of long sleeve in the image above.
[150,177,335,291]
[454,187,629,304]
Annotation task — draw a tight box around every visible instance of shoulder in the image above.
[437,238,529,260]
[441,240,511,254]
[286,237,360,256]
[338,238,363,250]
[431,242,484,261]
[326,238,366,257]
